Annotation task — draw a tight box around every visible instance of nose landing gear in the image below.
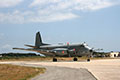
[87,58,90,62]
[53,57,57,62]
[73,57,78,61]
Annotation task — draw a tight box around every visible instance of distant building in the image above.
[109,51,120,57]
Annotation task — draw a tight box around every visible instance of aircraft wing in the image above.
[13,48,55,56]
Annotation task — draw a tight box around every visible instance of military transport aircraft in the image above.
[13,32,94,62]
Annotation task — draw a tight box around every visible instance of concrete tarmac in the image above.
[31,66,96,80]
[0,59,120,80]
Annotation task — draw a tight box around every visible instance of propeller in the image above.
[66,42,71,57]
[83,42,103,52]
[94,48,103,51]
[66,42,77,57]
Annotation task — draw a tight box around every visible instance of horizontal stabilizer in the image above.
[24,44,37,48]
[13,48,26,50]
[13,48,36,52]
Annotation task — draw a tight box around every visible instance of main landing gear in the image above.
[73,57,78,61]
[87,58,90,62]
[53,57,78,62]
[73,57,90,62]
[53,57,57,62]
[52,57,90,62]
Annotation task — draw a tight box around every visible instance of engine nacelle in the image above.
[51,48,68,56]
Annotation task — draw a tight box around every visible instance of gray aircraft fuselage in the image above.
[35,44,91,57]
[13,32,93,57]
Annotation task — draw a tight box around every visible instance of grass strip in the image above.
[0,64,46,80]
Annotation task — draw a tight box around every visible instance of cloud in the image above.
[0,10,78,24]
[1,44,12,52]
[28,12,78,23]
[30,0,61,7]
[0,11,25,24]
[0,0,119,23]
[0,0,23,8]
[30,0,119,11]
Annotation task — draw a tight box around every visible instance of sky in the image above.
[0,0,120,53]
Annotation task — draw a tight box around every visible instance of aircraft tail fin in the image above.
[35,32,49,47]
[35,32,43,47]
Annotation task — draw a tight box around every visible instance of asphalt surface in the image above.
[31,66,96,80]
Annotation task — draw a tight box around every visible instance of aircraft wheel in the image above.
[73,57,78,61]
[53,58,57,62]
[87,59,90,62]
